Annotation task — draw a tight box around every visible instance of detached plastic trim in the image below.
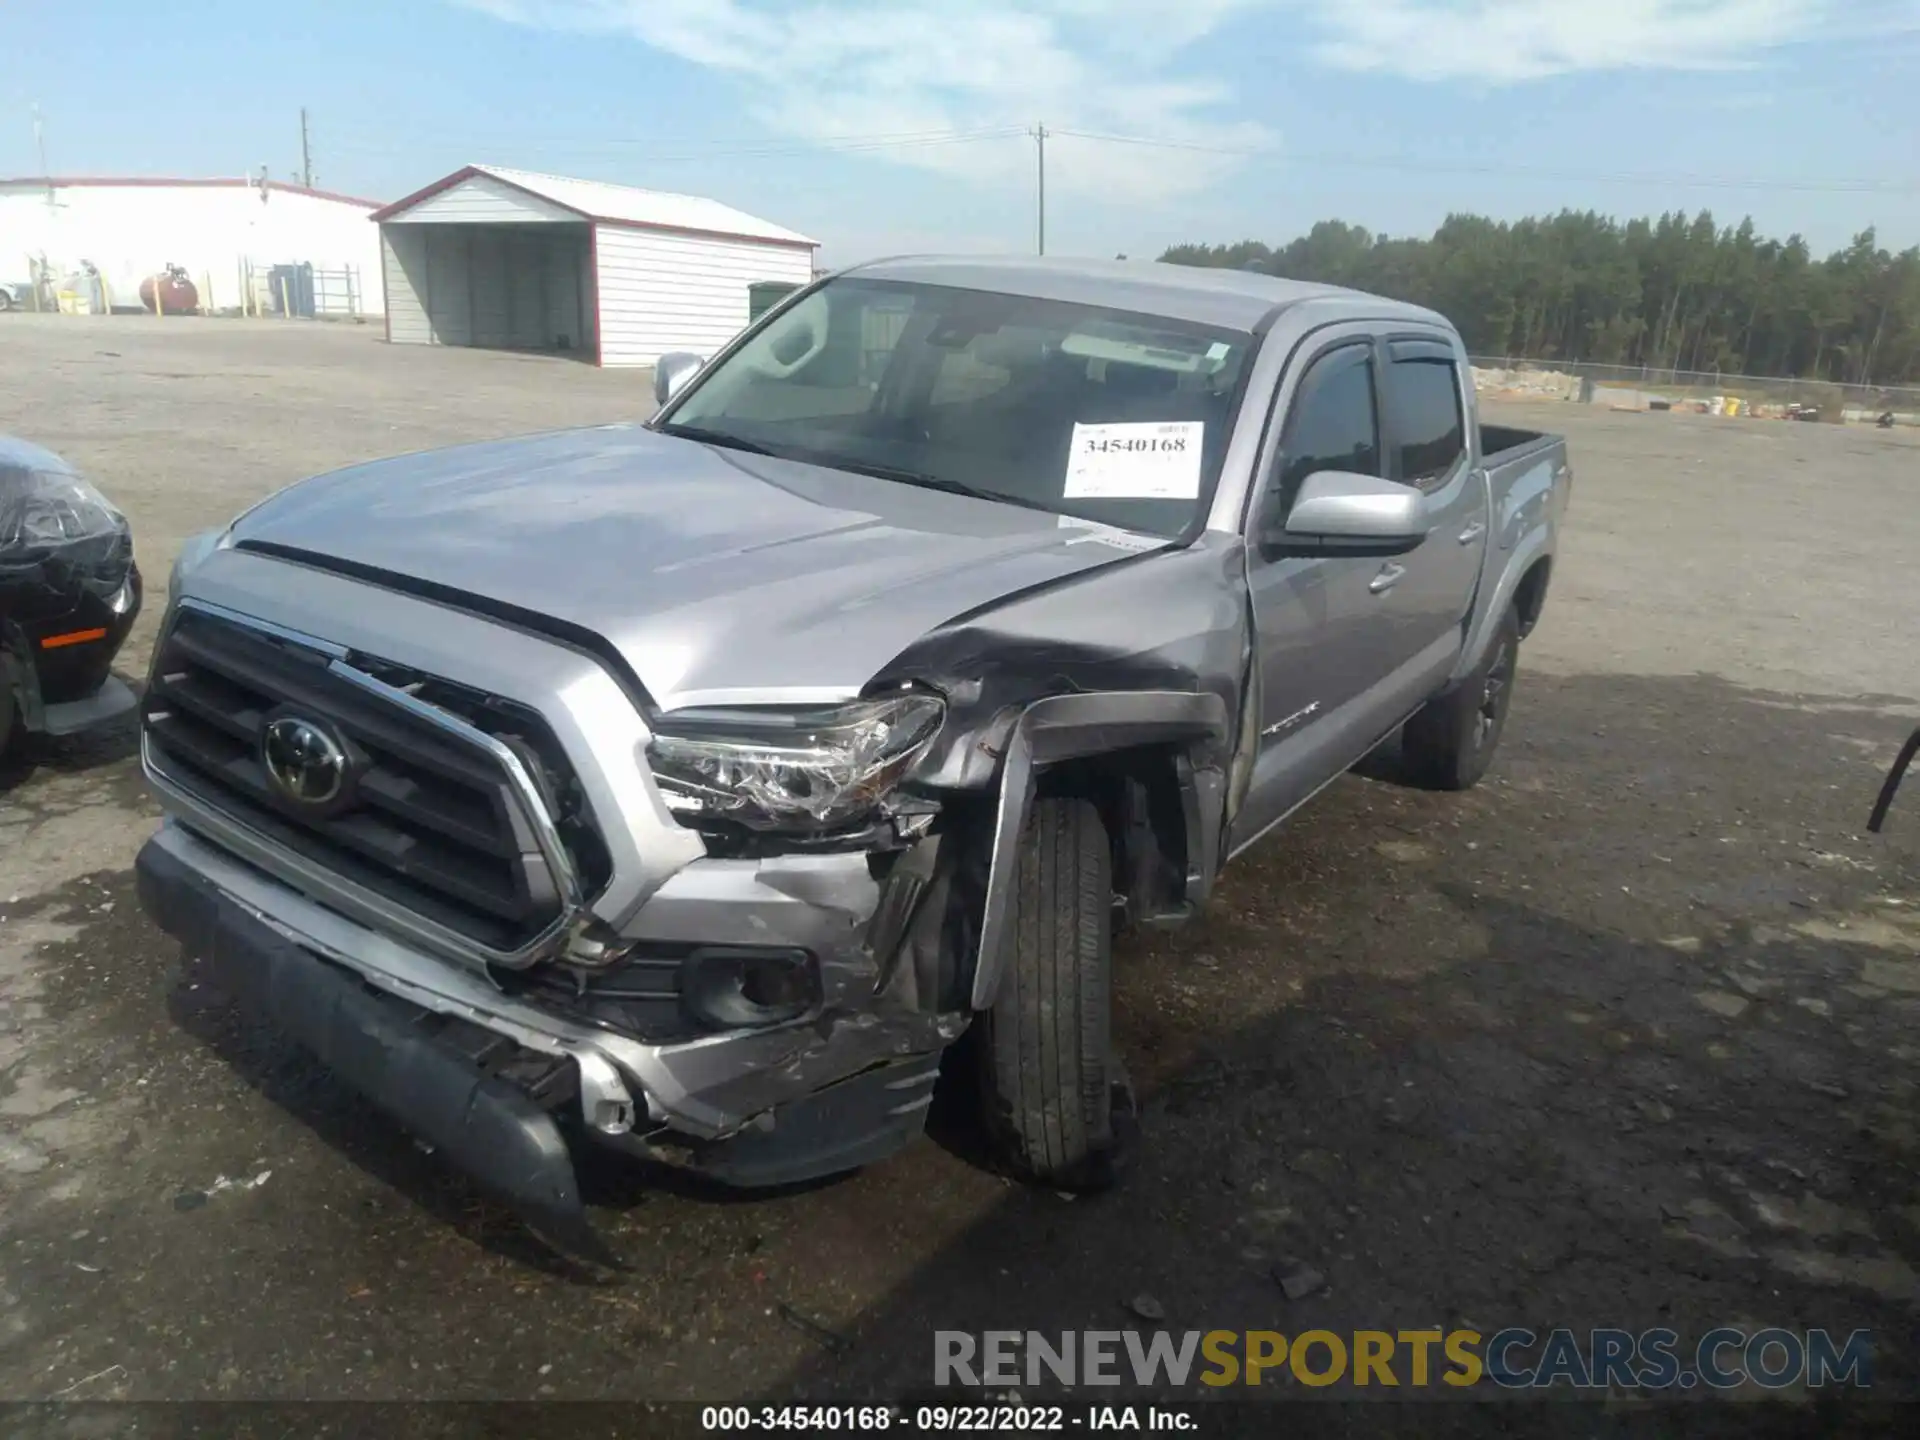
[135,833,624,1268]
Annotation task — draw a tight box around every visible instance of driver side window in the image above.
[1264,343,1382,529]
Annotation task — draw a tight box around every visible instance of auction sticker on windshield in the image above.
[1064,421,1204,500]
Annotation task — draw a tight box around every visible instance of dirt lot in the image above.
[3,316,1919,1426]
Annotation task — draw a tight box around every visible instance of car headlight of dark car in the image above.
[0,469,127,553]
[2,442,138,613]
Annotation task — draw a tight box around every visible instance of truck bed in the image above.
[1479,422,1561,466]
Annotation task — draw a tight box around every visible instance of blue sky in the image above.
[3,1,1917,265]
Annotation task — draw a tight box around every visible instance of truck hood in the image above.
[230,424,1166,710]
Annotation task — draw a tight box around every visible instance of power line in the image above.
[304,117,1917,203]
[333,121,1022,148]
[639,127,1028,161]
[321,125,1027,164]
[1049,128,1267,155]
[1049,127,1920,196]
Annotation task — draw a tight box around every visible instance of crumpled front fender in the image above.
[970,689,1231,1010]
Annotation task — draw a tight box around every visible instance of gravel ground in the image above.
[2,316,1918,1427]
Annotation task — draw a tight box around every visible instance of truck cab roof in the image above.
[842,254,1454,335]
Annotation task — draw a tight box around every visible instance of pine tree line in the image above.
[1161,211,1920,388]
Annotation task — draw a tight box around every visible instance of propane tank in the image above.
[139,265,200,315]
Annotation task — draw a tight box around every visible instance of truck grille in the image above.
[142,606,597,954]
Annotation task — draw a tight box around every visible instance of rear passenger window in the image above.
[1387,357,1465,484]
[1273,345,1380,520]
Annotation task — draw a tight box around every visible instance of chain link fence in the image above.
[1469,356,1920,423]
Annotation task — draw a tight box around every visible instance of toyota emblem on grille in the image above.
[262,717,349,805]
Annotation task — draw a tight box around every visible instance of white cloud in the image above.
[1286,0,1920,84]
[457,1,1920,202]
[457,1,1277,202]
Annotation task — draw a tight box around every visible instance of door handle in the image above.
[1369,563,1407,595]
[1457,521,1486,544]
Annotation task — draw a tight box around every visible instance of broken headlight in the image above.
[646,694,944,832]
[0,451,125,554]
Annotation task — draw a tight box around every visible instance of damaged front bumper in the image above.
[2,565,143,743]
[136,819,958,1262]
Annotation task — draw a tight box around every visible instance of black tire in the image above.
[975,796,1125,1190]
[0,658,18,759]
[1403,606,1520,791]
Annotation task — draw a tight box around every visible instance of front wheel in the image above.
[0,671,18,759]
[974,796,1128,1191]
[1402,606,1520,791]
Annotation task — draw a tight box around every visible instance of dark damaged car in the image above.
[134,257,1570,1260]
[1,437,144,758]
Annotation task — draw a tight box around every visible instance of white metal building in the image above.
[370,165,818,366]
[0,176,384,315]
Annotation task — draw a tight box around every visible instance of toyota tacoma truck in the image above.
[135,257,1569,1261]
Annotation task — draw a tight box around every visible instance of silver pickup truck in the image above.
[135,257,1570,1261]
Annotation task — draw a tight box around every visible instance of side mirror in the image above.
[653,352,706,408]
[1262,470,1430,558]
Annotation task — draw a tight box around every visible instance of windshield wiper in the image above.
[660,430,1061,517]
[833,461,1060,515]
[657,423,777,457]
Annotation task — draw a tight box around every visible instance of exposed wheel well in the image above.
[1514,557,1553,638]
[1035,744,1191,926]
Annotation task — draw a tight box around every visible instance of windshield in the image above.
[656,278,1254,539]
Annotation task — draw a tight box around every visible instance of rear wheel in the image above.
[975,796,1129,1190]
[1403,606,1520,791]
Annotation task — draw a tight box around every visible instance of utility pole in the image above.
[31,103,48,177]
[299,107,313,189]
[1030,122,1048,255]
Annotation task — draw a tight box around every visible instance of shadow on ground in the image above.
[0,670,143,797]
[742,669,1920,1424]
[22,667,1916,1425]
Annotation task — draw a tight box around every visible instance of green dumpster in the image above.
[748,281,802,323]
